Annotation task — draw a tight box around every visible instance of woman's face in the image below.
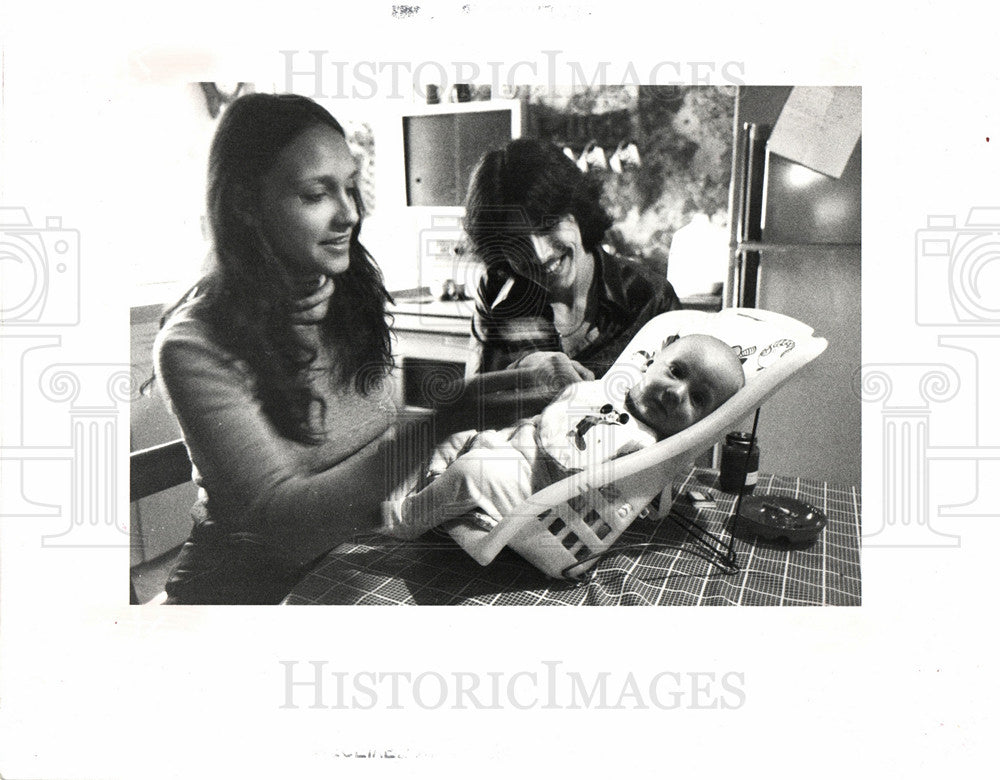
[510,215,588,297]
[259,124,359,280]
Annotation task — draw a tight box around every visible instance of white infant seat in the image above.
[447,308,829,578]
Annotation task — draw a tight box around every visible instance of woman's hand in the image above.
[511,351,595,392]
[426,430,479,477]
[290,275,335,324]
[427,448,533,524]
[431,351,595,437]
[383,446,534,539]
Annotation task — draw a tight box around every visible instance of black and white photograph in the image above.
[129,82,861,607]
[0,1,996,777]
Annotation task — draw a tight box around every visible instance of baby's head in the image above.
[625,334,745,438]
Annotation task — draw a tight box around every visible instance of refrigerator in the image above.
[728,86,862,488]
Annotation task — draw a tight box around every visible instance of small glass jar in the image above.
[719,431,760,494]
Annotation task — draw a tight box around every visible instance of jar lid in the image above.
[726,431,756,446]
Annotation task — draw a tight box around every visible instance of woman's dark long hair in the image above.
[463,138,614,271]
[160,93,393,444]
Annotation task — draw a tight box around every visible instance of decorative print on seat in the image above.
[570,403,631,450]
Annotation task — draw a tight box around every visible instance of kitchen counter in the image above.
[388,289,722,335]
[389,292,474,336]
[387,291,476,406]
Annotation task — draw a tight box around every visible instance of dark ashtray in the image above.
[735,494,827,545]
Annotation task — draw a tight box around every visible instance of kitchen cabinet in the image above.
[388,295,475,408]
[401,100,521,207]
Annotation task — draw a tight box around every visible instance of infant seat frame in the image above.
[446,308,829,580]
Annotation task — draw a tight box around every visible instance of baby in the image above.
[382,334,745,539]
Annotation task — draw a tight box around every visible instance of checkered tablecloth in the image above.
[284,468,861,606]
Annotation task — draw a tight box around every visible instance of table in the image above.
[284,467,861,606]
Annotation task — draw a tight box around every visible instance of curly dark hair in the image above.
[159,93,393,445]
[463,138,614,271]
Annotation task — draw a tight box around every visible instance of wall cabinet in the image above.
[399,100,521,208]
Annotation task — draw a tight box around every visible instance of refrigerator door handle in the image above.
[734,122,770,307]
[735,247,761,309]
[738,121,769,244]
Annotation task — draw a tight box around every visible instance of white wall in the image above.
[126,84,217,305]
[120,84,463,303]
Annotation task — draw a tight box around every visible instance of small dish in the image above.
[736,494,827,544]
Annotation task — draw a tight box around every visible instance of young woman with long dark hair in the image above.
[153,93,408,603]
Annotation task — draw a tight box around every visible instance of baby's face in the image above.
[625,335,745,438]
